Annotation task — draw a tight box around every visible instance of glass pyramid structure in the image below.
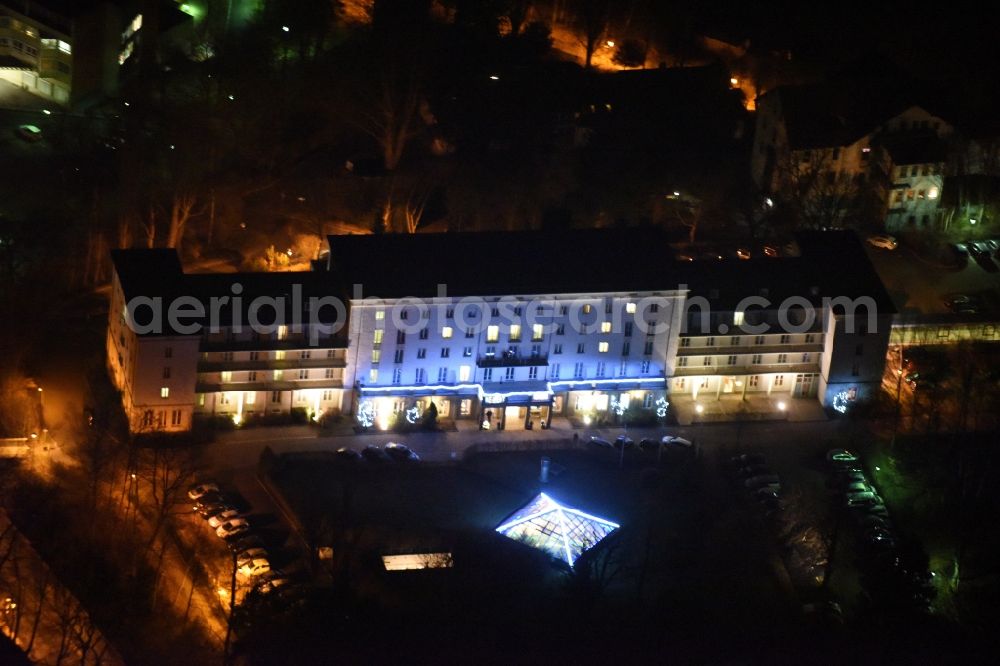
[495,493,620,567]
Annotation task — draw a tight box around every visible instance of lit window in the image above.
[373,329,383,345]
[160,387,169,398]
[625,302,636,313]
[487,325,499,342]
[369,369,379,383]
[532,324,544,341]
[733,311,744,326]
[583,304,593,314]
[246,392,256,405]
[277,325,288,340]
[371,349,381,363]
[509,324,521,341]
[221,371,232,382]
[275,350,285,360]
[928,186,939,199]
[274,369,283,380]
[598,342,609,353]
[375,310,385,321]
[600,322,612,333]
[459,365,471,382]
[442,326,453,339]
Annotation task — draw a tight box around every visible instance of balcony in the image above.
[195,378,344,393]
[477,353,549,368]
[676,343,824,357]
[197,356,347,372]
[199,336,346,352]
[672,362,821,377]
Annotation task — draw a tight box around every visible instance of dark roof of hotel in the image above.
[673,231,896,315]
[111,250,342,336]
[324,228,681,298]
[111,229,894,335]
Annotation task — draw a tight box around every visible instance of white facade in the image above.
[347,291,685,430]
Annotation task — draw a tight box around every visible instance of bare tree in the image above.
[573,0,610,69]
[137,446,198,553]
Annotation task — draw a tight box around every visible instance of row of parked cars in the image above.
[824,449,934,613]
[187,483,291,593]
[726,452,783,516]
[335,442,421,464]
[588,434,694,453]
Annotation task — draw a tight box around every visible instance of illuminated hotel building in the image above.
[107,229,893,433]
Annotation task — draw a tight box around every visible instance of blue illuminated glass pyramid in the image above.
[495,493,620,567]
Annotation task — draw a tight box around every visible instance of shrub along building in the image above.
[107,229,894,434]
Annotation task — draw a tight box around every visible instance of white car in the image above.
[207,509,241,528]
[216,519,250,539]
[188,483,220,500]
[662,435,694,448]
[238,558,271,577]
[866,235,898,250]
[237,548,268,569]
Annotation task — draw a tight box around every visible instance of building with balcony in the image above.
[107,229,894,434]
[330,230,683,431]
[108,250,347,433]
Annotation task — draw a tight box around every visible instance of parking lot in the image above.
[865,238,1000,317]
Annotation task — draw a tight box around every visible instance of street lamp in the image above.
[611,398,627,468]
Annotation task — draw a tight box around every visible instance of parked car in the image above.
[735,464,773,480]
[952,242,969,256]
[762,245,779,258]
[855,515,892,531]
[985,239,999,253]
[588,436,613,449]
[385,442,420,462]
[967,240,991,259]
[663,435,693,449]
[236,548,269,569]
[639,438,661,451]
[14,124,43,143]
[613,435,635,450]
[845,492,884,509]
[228,534,265,553]
[753,486,781,503]
[258,575,291,594]
[826,449,859,465]
[735,247,751,260]
[843,482,876,497]
[196,501,230,518]
[904,371,939,390]
[866,235,898,250]
[334,447,362,463]
[943,294,979,314]
[745,474,781,491]
[216,519,250,539]
[238,558,272,577]
[727,453,766,468]
[208,509,242,528]
[188,483,220,500]
[361,445,392,463]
